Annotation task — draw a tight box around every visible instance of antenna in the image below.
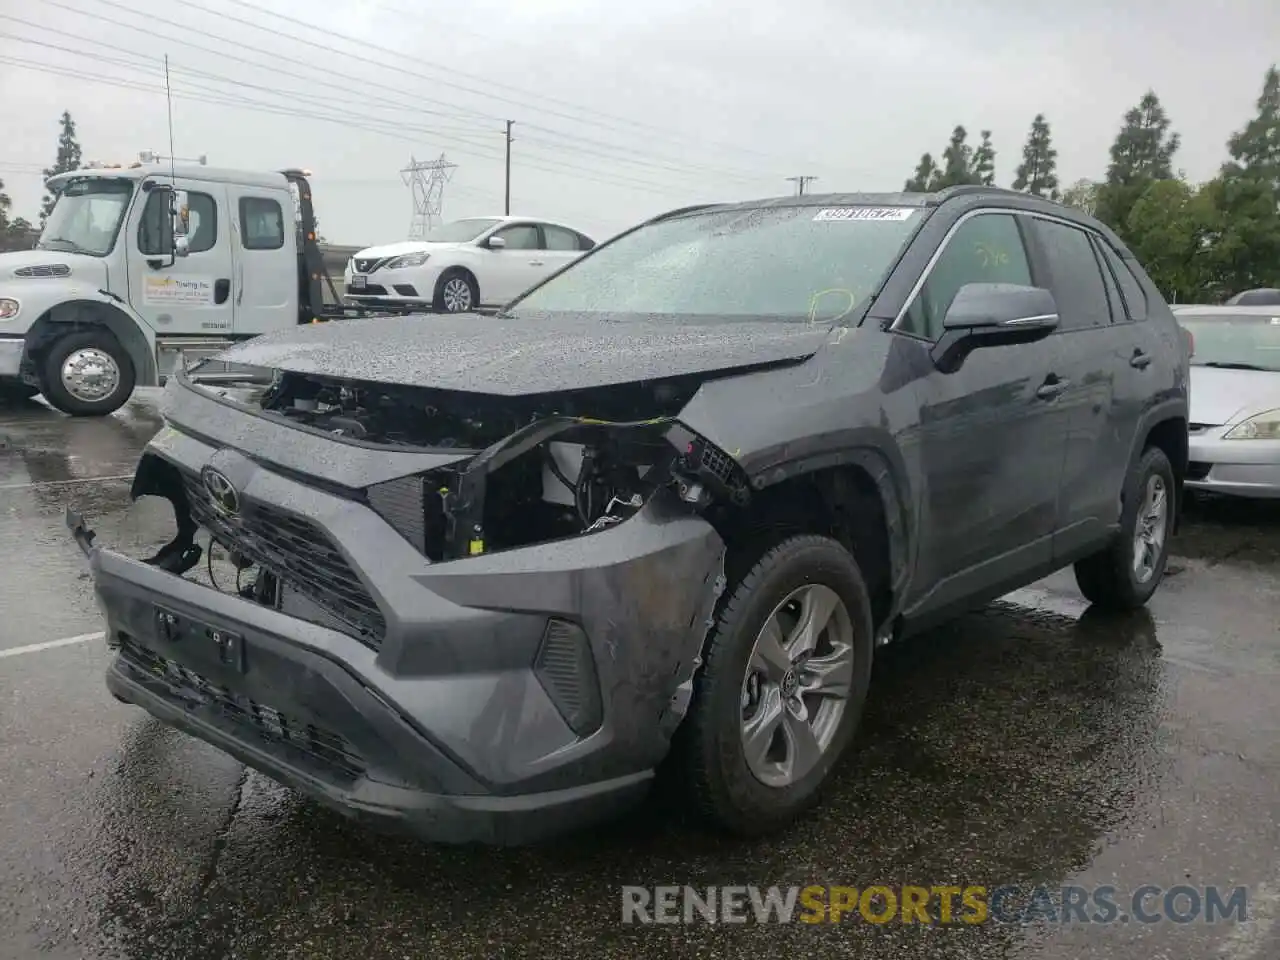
[164,53,179,263]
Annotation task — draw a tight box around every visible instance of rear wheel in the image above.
[676,535,874,836]
[433,269,478,313]
[39,329,135,416]
[1074,446,1175,610]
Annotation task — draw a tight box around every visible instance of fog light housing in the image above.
[533,618,603,737]
[0,298,19,320]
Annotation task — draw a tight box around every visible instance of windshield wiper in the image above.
[38,236,92,254]
[1199,361,1270,371]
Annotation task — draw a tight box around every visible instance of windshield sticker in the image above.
[813,207,915,222]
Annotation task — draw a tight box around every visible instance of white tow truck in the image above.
[0,160,358,416]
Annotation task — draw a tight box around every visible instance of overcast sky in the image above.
[2,0,1277,246]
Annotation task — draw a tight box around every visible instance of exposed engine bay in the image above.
[248,369,751,561]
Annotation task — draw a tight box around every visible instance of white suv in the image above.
[343,216,596,313]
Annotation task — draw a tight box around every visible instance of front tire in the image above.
[676,535,874,836]
[1074,446,1175,610]
[433,269,479,314]
[39,329,135,417]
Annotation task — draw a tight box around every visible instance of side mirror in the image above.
[931,282,1059,373]
[486,235,506,249]
[174,235,190,258]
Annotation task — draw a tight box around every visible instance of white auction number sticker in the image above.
[813,207,915,222]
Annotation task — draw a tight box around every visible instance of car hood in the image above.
[216,312,832,395]
[0,249,108,284]
[1190,365,1280,425]
[353,240,467,259]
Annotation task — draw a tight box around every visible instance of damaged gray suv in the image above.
[70,187,1189,845]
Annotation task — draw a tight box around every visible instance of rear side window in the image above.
[576,232,596,250]
[239,197,284,250]
[1032,219,1110,331]
[901,213,1032,340]
[542,225,580,251]
[1097,242,1149,321]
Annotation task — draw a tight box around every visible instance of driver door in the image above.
[480,223,546,304]
[902,211,1070,612]
[126,180,235,334]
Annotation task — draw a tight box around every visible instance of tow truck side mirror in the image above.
[170,189,190,258]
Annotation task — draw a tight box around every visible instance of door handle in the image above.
[214,279,231,305]
[1035,375,1069,400]
[1130,349,1152,369]
[528,259,544,266]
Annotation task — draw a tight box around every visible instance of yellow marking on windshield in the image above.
[808,288,859,325]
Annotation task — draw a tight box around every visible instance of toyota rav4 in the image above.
[70,187,1189,845]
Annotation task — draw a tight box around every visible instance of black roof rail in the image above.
[931,184,1032,202]
[645,202,727,224]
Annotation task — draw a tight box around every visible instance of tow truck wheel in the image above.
[676,535,875,836]
[433,269,479,314]
[39,329,135,417]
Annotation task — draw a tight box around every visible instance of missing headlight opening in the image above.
[129,370,749,610]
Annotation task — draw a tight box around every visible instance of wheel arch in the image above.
[434,264,479,305]
[708,447,912,636]
[25,299,156,386]
[1128,400,1188,533]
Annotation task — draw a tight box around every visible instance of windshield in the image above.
[510,204,924,321]
[422,218,502,242]
[1179,312,1280,372]
[37,177,135,257]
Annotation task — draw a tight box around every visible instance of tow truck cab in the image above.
[0,162,328,416]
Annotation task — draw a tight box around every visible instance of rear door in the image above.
[225,187,297,334]
[539,223,589,277]
[128,179,235,334]
[1025,215,1125,558]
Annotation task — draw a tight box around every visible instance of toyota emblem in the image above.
[201,466,240,515]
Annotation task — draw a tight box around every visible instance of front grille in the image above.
[347,283,388,296]
[119,636,367,781]
[353,257,384,274]
[181,471,387,646]
[1186,461,1212,481]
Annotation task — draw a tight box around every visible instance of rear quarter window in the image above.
[1097,242,1149,321]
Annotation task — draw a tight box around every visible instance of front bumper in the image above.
[344,264,438,304]
[0,335,24,378]
[1187,431,1280,498]
[73,408,726,844]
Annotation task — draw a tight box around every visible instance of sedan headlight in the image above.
[0,298,19,320]
[1224,408,1280,440]
[385,252,430,269]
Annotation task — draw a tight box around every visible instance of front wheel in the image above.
[433,269,479,314]
[1074,446,1175,610]
[39,329,135,416]
[675,535,874,836]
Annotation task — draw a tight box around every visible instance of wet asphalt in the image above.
[1,391,1278,960]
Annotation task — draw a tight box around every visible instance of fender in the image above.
[747,434,914,615]
[24,297,157,386]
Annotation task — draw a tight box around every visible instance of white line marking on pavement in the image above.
[1219,881,1279,959]
[0,632,104,659]
[0,474,132,490]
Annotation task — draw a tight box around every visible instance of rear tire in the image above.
[1074,446,1175,610]
[675,535,874,836]
[433,269,479,314]
[39,329,135,417]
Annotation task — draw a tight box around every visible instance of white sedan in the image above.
[343,216,596,313]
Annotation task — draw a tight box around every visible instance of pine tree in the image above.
[904,153,940,191]
[935,126,974,188]
[1223,64,1280,191]
[1105,91,1180,187]
[1012,114,1060,198]
[970,130,996,186]
[0,177,10,231]
[40,111,84,226]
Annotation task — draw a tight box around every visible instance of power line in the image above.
[5,12,778,189]
[0,52,728,199]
